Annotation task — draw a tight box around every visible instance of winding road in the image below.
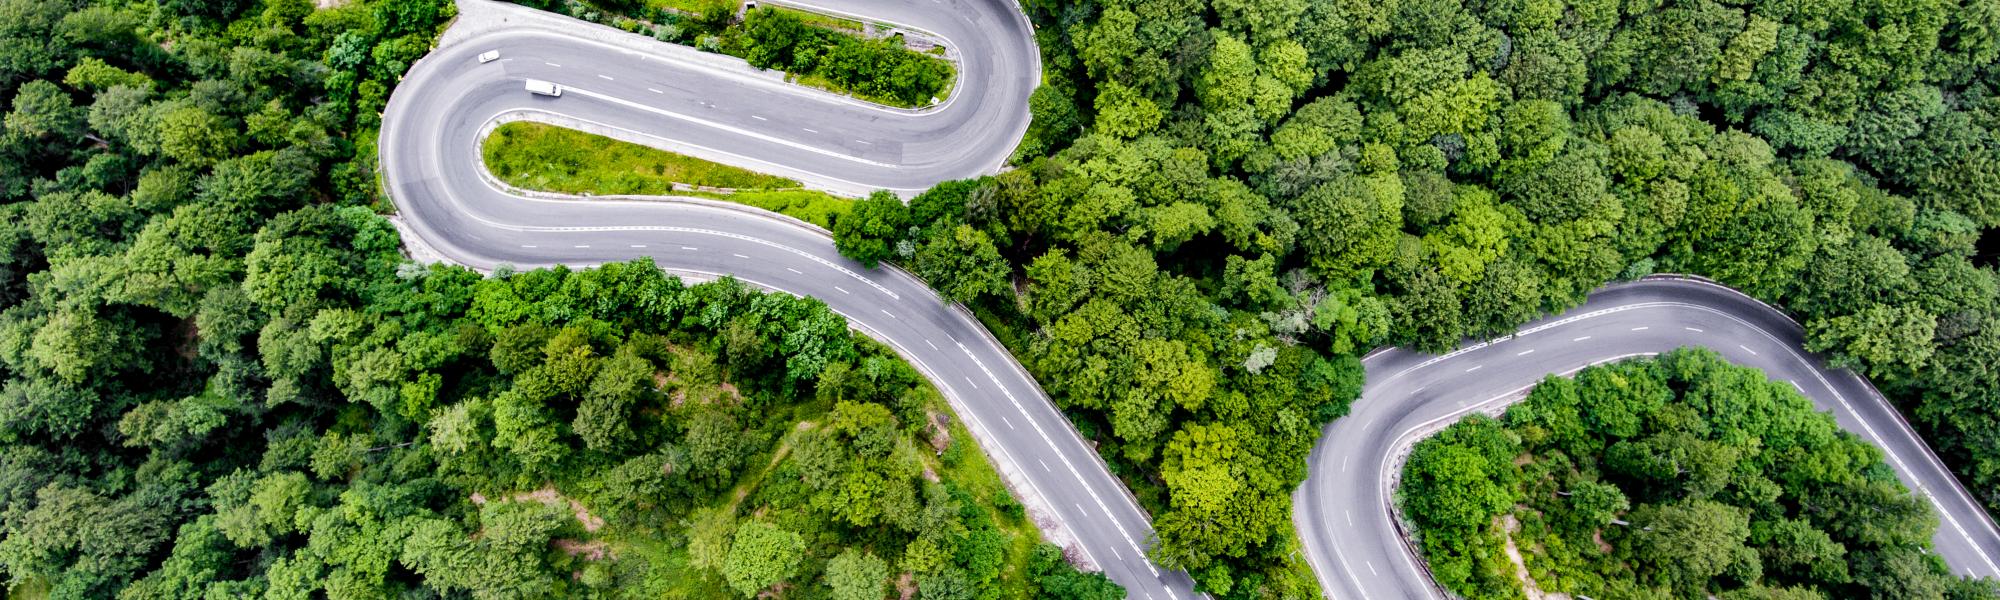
[382,1,1198,598]
[383,2,2000,599]
[1297,277,2000,599]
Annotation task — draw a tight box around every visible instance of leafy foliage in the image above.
[824,0,2000,592]
[1404,350,1998,600]
[0,1,1109,598]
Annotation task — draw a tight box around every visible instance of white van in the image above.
[525,79,562,97]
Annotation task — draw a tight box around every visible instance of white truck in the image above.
[525,79,562,97]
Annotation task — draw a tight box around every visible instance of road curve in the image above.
[1295,277,2000,600]
[381,1,1200,598]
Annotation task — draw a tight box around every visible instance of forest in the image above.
[2,0,1999,595]
[1403,350,1995,600]
[825,0,2000,593]
[0,0,1114,598]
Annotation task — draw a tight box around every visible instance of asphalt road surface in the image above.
[1295,277,2000,600]
[380,1,1200,598]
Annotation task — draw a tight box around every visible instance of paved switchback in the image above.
[381,1,1200,598]
[1295,277,2000,600]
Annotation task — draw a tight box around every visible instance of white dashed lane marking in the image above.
[1573,336,1592,342]
[880,309,895,319]
[1039,459,1051,472]
[1631,326,1650,331]
[1685,327,1704,332]
[647,87,663,94]
[787,267,803,274]
[732,253,748,258]
[1465,365,1483,373]
[680,246,697,250]
[544,62,561,67]
[1739,344,1759,356]
[597,74,614,81]
[834,286,850,294]
[1517,349,1535,356]
[751,115,767,121]
[965,377,978,390]
[629,244,646,248]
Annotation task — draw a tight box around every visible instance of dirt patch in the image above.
[555,538,610,560]
[1498,514,1570,600]
[925,411,952,454]
[895,572,917,600]
[471,485,607,532]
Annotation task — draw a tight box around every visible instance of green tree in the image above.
[722,521,805,597]
[6,79,82,141]
[913,224,1008,304]
[0,484,167,599]
[738,7,807,70]
[825,548,890,600]
[833,191,910,268]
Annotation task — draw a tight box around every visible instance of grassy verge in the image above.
[484,121,800,192]
[774,5,863,32]
[483,122,852,227]
[646,0,739,15]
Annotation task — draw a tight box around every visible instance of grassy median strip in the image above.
[482,122,852,228]
[484,121,801,193]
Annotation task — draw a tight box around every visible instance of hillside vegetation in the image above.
[1405,349,1994,600]
[830,0,2000,594]
[0,1,1111,598]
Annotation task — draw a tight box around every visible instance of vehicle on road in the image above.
[478,49,501,63]
[525,79,561,97]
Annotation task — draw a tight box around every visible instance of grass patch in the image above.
[774,5,863,32]
[484,121,800,193]
[644,0,738,16]
[484,122,854,226]
[709,189,852,229]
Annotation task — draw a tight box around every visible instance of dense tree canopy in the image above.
[1404,350,1997,600]
[0,1,1113,598]
[827,0,2000,592]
